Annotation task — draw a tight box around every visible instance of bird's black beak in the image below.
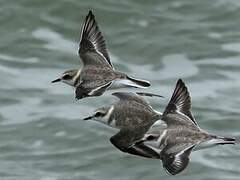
[51,78,61,83]
[83,116,94,120]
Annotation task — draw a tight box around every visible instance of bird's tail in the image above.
[197,135,235,150]
[126,76,151,88]
[113,71,151,88]
[214,136,236,145]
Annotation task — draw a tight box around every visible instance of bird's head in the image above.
[52,69,80,86]
[83,106,114,125]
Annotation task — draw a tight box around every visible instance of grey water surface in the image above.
[0,0,240,180]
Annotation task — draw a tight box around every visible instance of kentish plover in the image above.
[138,79,235,175]
[52,11,150,99]
[83,92,163,158]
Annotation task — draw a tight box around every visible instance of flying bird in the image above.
[52,11,150,99]
[138,79,235,175]
[83,92,163,158]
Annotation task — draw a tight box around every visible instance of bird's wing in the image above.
[78,11,113,68]
[112,92,162,126]
[161,144,195,175]
[136,92,163,98]
[75,81,112,99]
[110,127,159,158]
[112,92,153,107]
[127,143,160,159]
[163,79,199,128]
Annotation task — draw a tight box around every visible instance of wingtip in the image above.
[136,92,164,98]
[174,79,189,97]
[176,78,185,87]
[87,10,94,18]
[75,87,87,100]
[84,11,94,26]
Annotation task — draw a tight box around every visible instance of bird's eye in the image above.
[63,74,71,80]
[146,135,156,141]
[95,112,104,117]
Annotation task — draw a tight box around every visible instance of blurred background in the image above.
[0,0,240,179]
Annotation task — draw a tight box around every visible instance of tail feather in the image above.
[216,136,235,145]
[125,76,151,88]
[196,135,235,150]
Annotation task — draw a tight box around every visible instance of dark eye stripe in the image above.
[63,74,71,80]
[95,112,104,117]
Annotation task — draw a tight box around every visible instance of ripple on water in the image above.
[222,43,240,53]
[32,28,76,54]
[0,0,240,180]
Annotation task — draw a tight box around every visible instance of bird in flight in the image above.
[138,79,235,175]
[52,11,150,100]
[83,91,163,158]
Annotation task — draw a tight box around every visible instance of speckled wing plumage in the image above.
[78,10,112,68]
[112,92,161,127]
[75,11,115,99]
[112,92,153,108]
[75,65,116,99]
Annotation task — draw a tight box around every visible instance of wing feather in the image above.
[78,11,112,68]
[110,128,160,158]
[161,144,195,175]
[163,79,199,128]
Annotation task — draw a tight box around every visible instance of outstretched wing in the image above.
[163,79,199,128]
[160,144,195,175]
[75,81,112,100]
[78,11,113,68]
[110,128,160,159]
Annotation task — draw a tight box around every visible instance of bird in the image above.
[137,79,235,175]
[83,92,164,158]
[51,10,150,100]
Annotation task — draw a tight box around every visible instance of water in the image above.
[0,0,240,179]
